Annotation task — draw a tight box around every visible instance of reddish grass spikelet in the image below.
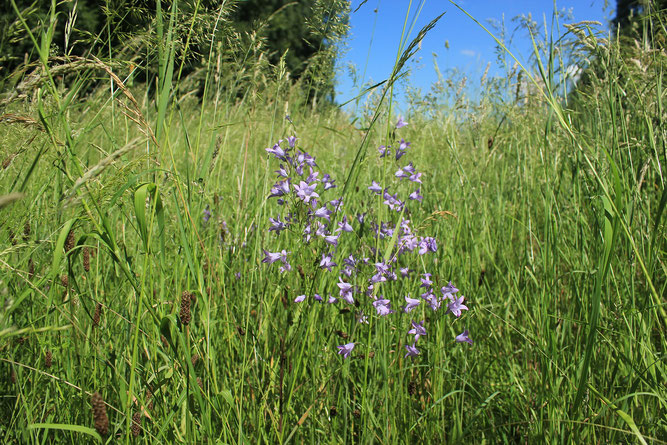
[64,229,75,253]
[407,380,417,396]
[60,275,68,288]
[131,412,142,437]
[93,302,102,327]
[146,389,154,411]
[180,291,191,326]
[83,247,90,272]
[28,258,35,279]
[45,350,52,368]
[191,353,200,366]
[91,392,109,436]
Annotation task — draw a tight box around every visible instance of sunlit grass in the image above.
[0,1,665,443]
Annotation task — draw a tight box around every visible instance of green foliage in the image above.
[0,0,349,106]
[231,0,349,103]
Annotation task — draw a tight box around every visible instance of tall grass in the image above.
[0,0,665,443]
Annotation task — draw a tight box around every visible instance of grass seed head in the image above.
[180,291,191,326]
[131,412,141,437]
[146,389,154,411]
[45,350,52,368]
[83,247,90,272]
[407,380,417,396]
[91,392,109,436]
[65,229,75,253]
[93,302,102,327]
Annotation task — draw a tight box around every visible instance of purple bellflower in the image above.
[337,216,353,233]
[408,320,427,341]
[441,281,459,301]
[294,181,319,204]
[420,273,433,288]
[313,206,332,221]
[322,174,337,190]
[455,329,473,345]
[373,297,394,316]
[404,295,421,313]
[404,343,420,358]
[446,296,469,317]
[268,217,288,234]
[266,142,287,161]
[368,181,382,194]
[409,189,423,202]
[320,253,337,271]
[337,278,354,304]
[337,342,355,358]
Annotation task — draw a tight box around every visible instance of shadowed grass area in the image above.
[0,1,665,443]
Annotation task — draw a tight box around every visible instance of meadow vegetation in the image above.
[0,0,665,443]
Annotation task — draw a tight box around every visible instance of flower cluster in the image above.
[261,116,473,361]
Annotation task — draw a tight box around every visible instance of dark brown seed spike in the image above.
[83,247,90,272]
[65,229,75,253]
[131,412,142,437]
[91,392,109,436]
[93,302,102,327]
[180,291,191,326]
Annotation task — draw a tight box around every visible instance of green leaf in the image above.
[133,183,165,250]
[50,219,77,278]
[28,423,102,442]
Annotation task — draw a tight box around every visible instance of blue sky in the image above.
[335,0,611,112]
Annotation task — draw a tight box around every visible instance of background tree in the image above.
[613,0,666,47]
[0,0,349,105]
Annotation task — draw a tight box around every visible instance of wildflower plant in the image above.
[261,119,472,362]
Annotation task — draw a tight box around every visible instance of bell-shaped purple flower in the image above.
[337,342,355,358]
[455,329,473,345]
[404,343,420,358]
[408,320,427,341]
[446,296,469,318]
